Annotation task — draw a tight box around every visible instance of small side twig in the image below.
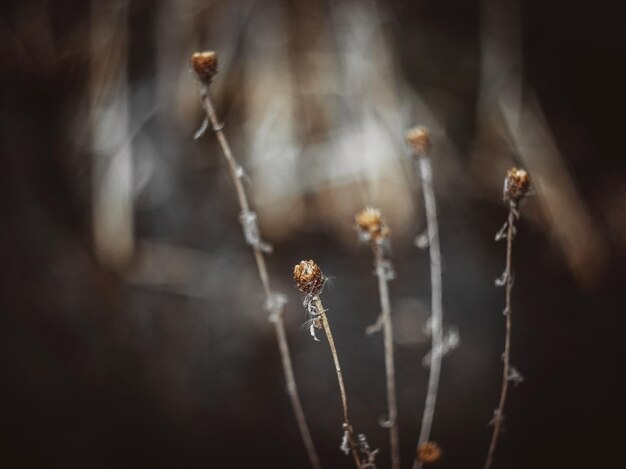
[355,208,400,469]
[483,168,530,469]
[406,127,444,469]
[191,52,321,469]
[294,260,370,469]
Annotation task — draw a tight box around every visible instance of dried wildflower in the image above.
[294,260,326,340]
[408,123,454,469]
[357,206,398,468]
[503,167,530,204]
[355,207,391,242]
[485,168,529,469]
[293,263,362,467]
[293,260,326,296]
[417,441,442,464]
[191,55,321,469]
[190,51,218,84]
[406,126,431,155]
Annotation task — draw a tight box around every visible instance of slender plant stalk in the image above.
[484,207,515,469]
[356,207,399,469]
[483,167,529,469]
[373,245,400,469]
[314,297,363,469]
[273,315,321,469]
[195,79,321,469]
[412,153,444,469]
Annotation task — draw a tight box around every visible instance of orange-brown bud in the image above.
[504,167,530,203]
[190,51,218,84]
[406,126,431,155]
[417,441,442,464]
[355,207,390,242]
[293,260,325,295]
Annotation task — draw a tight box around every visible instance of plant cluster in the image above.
[191,50,531,469]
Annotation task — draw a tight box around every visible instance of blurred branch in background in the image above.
[473,0,607,286]
[181,0,462,246]
[89,0,134,269]
[506,92,607,287]
[123,0,467,288]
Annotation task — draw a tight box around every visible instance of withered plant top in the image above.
[355,207,390,243]
[503,167,530,204]
[293,260,325,296]
[190,51,218,84]
[417,441,442,464]
[406,126,431,155]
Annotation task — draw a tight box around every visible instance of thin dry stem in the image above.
[413,155,444,469]
[196,84,321,469]
[484,205,516,469]
[314,297,363,469]
[372,245,400,469]
[274,315,322,469]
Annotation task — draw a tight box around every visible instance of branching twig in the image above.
[355,208,400,469]
[191,52,321,469]
[483,168,530,469]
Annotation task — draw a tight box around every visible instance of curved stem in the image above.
[484,206,516,469]
[198,86,321,469]
[373,246,400,469]
[314,298,362,469]
[413,155,443,469]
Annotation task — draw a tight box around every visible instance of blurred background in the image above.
[1,0,625,467]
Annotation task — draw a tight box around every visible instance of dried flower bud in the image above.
[293,260,326,295]
[503,167,530,203]
[190,51,218,84]
[355,207,390,242]
[417,441,442,464]
[406,126,431,155]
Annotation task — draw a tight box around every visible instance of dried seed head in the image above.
[417,441,442,464]
[503,167,530,203]
[406,126,431,155]
[355,207,390,242]
[293,260,326,295]
[190,51,218,84]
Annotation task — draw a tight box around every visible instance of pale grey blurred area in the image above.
[82,0,611,283]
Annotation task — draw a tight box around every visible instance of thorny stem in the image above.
[197,85,321,469]
[484,205,516,469]
[413,155,444,469]
[314,297,363,469]
[372,246,400,469]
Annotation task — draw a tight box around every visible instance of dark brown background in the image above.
[1,0,624,467]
